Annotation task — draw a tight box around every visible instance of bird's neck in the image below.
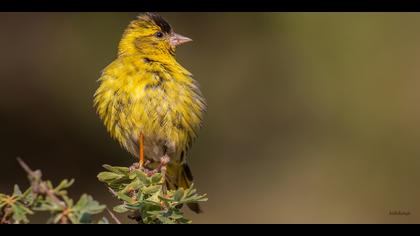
[140,53,176,64]
[122,53,192,77]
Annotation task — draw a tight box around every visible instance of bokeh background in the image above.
[1,12,420,223]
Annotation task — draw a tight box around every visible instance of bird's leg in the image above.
[139,133,145,168]
[129,133,145,171]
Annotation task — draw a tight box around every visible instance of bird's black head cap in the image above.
[145,12,172,33]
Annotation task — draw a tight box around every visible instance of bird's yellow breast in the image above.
[94,55,206,161]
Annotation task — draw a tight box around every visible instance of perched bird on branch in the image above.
[94,13,206,213]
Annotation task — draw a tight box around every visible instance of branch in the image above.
[107,208,122,224]
[107,187,118,197]
[98,156,208,224]
[16,157,35,177]
[1,158,106,224]
[17,157,66,208]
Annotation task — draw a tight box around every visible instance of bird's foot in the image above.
[129,162,139,171]
[129,160,151,172]
[129,156,170,177]
[160,155,170,167]
[146,155,170,177]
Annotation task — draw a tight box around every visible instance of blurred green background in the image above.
[1,12,420,223]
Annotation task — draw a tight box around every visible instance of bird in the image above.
[93,13,206,213]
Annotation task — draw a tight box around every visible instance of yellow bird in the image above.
[93,13,206,213]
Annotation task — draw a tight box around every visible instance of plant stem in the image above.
[107,208,122,224]
[17,157,66,208]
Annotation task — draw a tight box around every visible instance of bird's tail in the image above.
[166,163,203,214]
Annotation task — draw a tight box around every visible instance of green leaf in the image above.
[53,213,64,224]
[146,190,162,204]
[58,190,68,196]
[46,181,53,189]
[179,195,208,205]
[74,194,88,209]
[68,213,80,224]
[121,179,141,193]
[62,195,74,207]
[133,170,150,185]
[97,172,124,182]
[136,199,162,208]
[13,184,22,196]
[170,210,184,220]
[79,213,93,224]
[137,190,144,201]
[102,165,130,175]
[54,179,75,192]
[34,200,65,212]
[156,213,176,224]
[98,217,109,224]
[113,205,128,213]
[21,187,33,200]
[116,191,134,203]
[74,194,106,215]
[158,195,172,203]
[141,185,161,195]
[11,203,33,224]
[151,173,163,184]
[177,218,192,224]
[173,188,184,202]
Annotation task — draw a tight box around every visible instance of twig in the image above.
[107,187,118,197]
[107,208,122,224]
[16,157,66,208]
[0,207,12,224]
[108,187,141,223]
[16,157,35,177]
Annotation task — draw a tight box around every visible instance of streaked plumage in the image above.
[93,13,206,213]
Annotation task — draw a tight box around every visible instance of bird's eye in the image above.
[155,32,164,38]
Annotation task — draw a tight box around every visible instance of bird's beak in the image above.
[170,33,192,47]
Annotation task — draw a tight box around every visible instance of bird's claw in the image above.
[129,160,151,172]
[129,162,140,172]
[129,156,169,176]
